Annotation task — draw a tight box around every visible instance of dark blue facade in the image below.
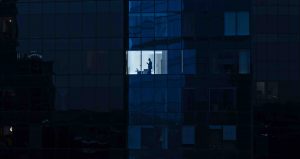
[128,1,188,159]
[0,0,299,159]
[128,0,252,159]
[0,0,127,158]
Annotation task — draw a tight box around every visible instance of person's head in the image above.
[148,58,151,61]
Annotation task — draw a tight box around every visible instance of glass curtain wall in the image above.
[12,0,126,158]
[127,1,192,159]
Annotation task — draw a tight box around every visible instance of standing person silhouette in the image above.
[147,58,152,74]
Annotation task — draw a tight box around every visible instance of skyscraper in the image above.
[0,0,299,158]
[127,1,300,159]
[252,0,300,158]
[0,0,127,158]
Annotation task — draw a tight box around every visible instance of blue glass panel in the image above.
[17,15,29,38]
[129,38,141,50]
[223,125,237,141]
[168,13,181,37]
[69,14,82,37]
[55,15,69,37]
[209,125,222,129]
[167,88,181,103]
[56,2,69,14]
[129,1,141,13]
[29,2,42,14]
[224,12,236,36]
[155,0,168,12]
[239,50,250,74]
[182,126,195,144]
[155,38,168,50]
[155,14,168,37]
[237,12,250,35]
[141,38,155,49]
[83,14,97,37]
[129,13,141,37]
[168,0,182,11]
[17,3,29,14]
[97,1,109,12]
[29,14,43,38]
[141,13,155,37]
[168,50,182,74]
[169,40,182,49]
[183,50,196,74]
[142,87,155,103]
[43,2,56,14]
[128,126,141,149]
[69,39,82,50]
[69,2,82,13]
[83,1,97,13]
[110,0,122,12]
[141,0,154,13]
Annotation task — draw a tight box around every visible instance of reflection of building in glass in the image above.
[128,1,300,159]
[252,1,300,158]
[128,1,191,159]
[128,1,183,159]
[0,54,55,152]
[127,0,251,159]
[0,1,56,149]
[1,0,127,158]
[1,0,299,158]
[14,54,55,111]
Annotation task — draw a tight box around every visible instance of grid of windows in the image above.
[253,1,300,158]
[17,0,124,112]
[128,0,195,75]
[1,1,126,158]
[128,1,188,159]
[224,11,250,36]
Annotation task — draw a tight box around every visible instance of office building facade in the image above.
[0,0,299,159]
[252,0,300,158]
[1,0,127,158]
[128,0,299,159]
[128,0,191,159]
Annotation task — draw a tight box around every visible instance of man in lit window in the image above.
[147,58,152,74]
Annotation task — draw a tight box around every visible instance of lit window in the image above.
[127,50,167,74]
[127,50,196,75]
[224,12,249,36]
